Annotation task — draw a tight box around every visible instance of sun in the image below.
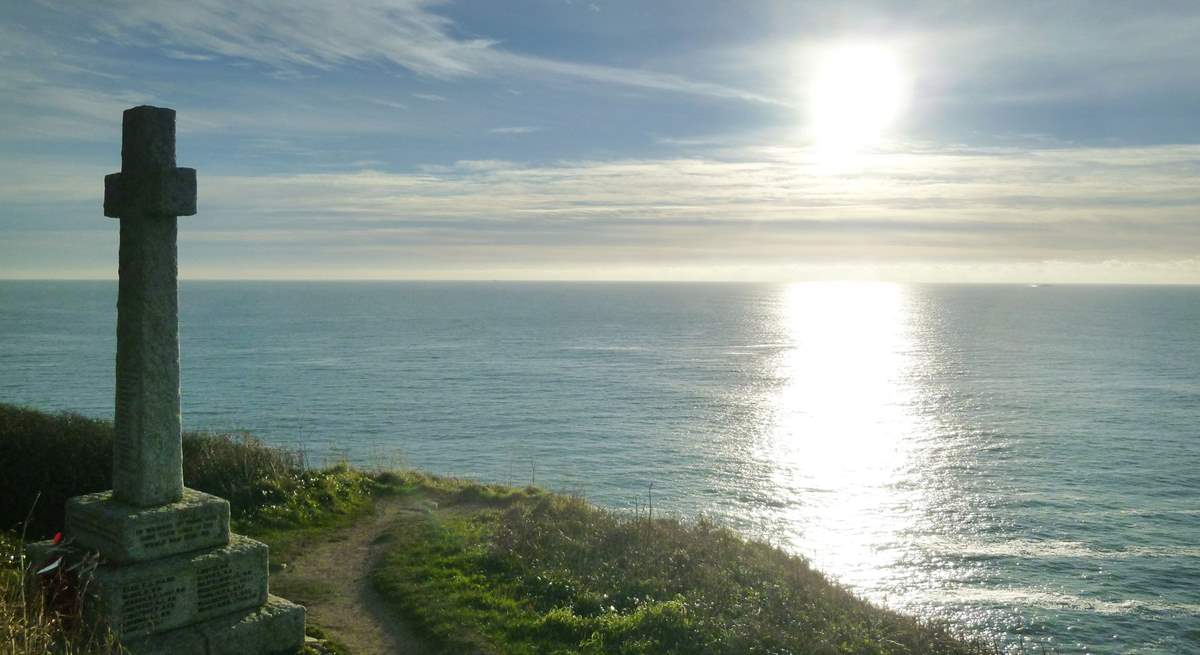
[809,43,908,161]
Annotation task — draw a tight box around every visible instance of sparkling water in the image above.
[2,281,1197,653]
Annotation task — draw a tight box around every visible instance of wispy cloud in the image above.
[489,126,542,135]
[488,51,787,106]
[366,97,409,111]
[5,142,1200,281]
[0,24,147,140]
[169,144,1200,270]
[75,0,780,105]
[0,80,152,140]
[164,49,215,62]
[86,0,493,79]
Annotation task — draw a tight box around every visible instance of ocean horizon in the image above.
[3,280,1198,654]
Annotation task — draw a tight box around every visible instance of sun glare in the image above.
[759,281,927,595]
[809,43,908,163]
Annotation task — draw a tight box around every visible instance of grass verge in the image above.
[371,481,998,655]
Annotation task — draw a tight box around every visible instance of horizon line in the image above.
[3,278,1199,287]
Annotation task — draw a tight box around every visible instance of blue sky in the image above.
[2,0,1199,281]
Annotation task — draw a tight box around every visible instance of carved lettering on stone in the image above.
[118,574,186,635]
[196,560,259,614]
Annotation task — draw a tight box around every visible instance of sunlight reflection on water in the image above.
[759,282,932,599]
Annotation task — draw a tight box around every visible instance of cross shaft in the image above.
[104,106,197,508]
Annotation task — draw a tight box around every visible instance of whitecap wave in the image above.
[923,588,1200,615]
[930,538,1200,560]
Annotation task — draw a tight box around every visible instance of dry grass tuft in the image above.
[0,532,121,655]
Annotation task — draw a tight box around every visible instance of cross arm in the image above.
[104,168,197,218]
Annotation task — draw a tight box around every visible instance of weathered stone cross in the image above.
[33,105,305,653]
[103,106,196,507]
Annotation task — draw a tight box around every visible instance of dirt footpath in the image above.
[272,498,432,655]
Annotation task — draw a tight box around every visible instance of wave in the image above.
[931,538,1200,560]
[928,588,1200,616]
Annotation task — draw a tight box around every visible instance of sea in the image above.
[1,281,1197,654]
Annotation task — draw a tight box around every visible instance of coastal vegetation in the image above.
[1,404,997,654]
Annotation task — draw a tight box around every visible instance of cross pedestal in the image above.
[29,106,305,655]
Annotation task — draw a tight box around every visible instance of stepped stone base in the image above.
[26,534,303,654]
[121,595,305,655]
[90,534,268,639]
[29,481,304,654]
[66,488,229,563]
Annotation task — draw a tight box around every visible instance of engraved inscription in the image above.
[133,511,221,550]
[118,574,185,635]
[195,561,258,615]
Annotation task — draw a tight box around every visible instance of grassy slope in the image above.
[1,404,997,654]
[371,477,996,655]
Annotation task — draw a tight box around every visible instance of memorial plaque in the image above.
[91,535,267,639]
[66,488,230,563]
[116,573,186,635]
[120,595,305,655]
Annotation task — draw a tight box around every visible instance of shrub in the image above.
[0,406,113,537]
[0,403,315,537]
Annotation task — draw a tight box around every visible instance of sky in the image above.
[2,0,1199,282]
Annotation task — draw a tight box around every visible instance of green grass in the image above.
[372,489,998,655]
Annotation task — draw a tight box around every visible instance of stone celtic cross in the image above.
[34,105,306,653]
[103,106,196,507]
